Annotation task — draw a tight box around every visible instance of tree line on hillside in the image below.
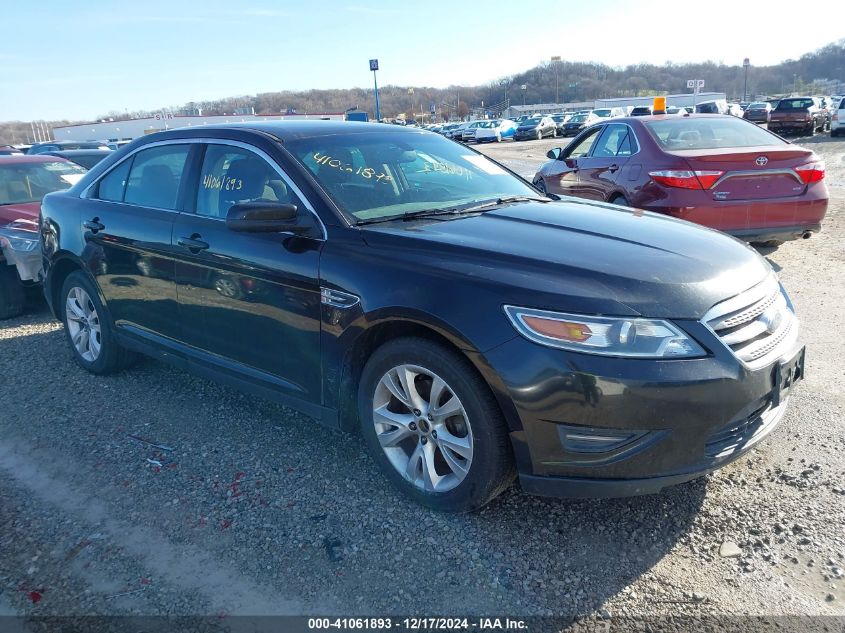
[1,40,842,144]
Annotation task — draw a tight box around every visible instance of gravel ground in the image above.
[0,132,843,628]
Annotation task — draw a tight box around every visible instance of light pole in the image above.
[369,59,381,121]
[551,56,561,103]
[743,58,750,102]
[521,84,527,106]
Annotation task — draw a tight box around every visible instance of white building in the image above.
[594,92,727,109]
[52,112,346,142]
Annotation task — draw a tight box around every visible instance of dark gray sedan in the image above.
[514,116,558,140]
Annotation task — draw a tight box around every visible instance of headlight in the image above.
[0,228,39,252]
[504,306,706,358]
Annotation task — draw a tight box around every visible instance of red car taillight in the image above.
[649,170,724,190]
[833,113,839,121]
[794,162,825,184]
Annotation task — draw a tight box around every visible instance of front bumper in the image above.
[482,326,803,498]
[0,244,42,282]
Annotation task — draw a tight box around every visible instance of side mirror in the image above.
[226,202,302,233]
[546,148,561,160]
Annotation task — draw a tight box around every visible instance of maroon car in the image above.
[533,114,827,244]
[0,155,86,318]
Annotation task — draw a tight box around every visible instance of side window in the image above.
[124,144,190,210]
[195,144,303,219]
[592,124,630,157]
[96,158,132,202]
[565,127,602,159]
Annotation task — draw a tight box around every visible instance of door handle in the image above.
[177,235,209,252]
[83,218,105,232]
[608,164,619,173]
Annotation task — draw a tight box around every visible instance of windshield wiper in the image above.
[355,196,552,226]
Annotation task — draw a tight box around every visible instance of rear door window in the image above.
[97,159,132,202]
[123,144,191,210]
[591,124,633,157]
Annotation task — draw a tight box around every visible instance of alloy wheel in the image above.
[65,286,102,362]
[372,364,473,493]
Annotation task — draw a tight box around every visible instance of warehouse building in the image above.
[52,111,345,142]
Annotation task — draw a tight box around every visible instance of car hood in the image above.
[0,202,40,229]
[361,200,770,319]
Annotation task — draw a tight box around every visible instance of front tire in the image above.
[61,270,136,375]
[358,338,515,512]
[0,265,25,320]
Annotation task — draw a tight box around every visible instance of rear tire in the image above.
[0,265,25,320]
[535,179,548,196]
[357,337,515,512]
[60,270,137,375]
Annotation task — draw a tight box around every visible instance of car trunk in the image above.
[668,146,813,202]
[770,110,811,124]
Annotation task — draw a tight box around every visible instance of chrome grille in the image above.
[704,275,799,369]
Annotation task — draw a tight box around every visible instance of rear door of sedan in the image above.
[82,142,193,344]
[574,123,636,201]
[172,141,324,405]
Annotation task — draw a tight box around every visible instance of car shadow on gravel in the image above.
[0,308,708,618]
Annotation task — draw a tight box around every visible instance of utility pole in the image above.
[743,58,750,102]
[369,59,381,121]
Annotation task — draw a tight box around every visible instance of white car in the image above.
[461,121,486,143]
[474,119,517,143]
[831,97,845,137]
[592,107,625,119]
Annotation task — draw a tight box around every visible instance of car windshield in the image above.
[775,99,814,110]
[748,103,767,109]
[593,109,611,117]
[286,131,537,223]
[523,118,541,125]
[569,114,587,122]
[0,161,86,205]
[645,117,786,150]
[477,121,498,128]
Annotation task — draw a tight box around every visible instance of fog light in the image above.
[557,424,649,454]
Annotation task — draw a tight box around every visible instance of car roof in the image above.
[0,154,72,164]
[45,149,112,157]
[208,120,436,141]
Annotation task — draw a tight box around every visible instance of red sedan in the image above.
[533,114,828,244]
[0,155,86,318]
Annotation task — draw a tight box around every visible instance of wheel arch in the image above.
[334,316,522,438]
[46,253,99,321]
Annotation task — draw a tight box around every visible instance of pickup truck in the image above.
[768,97,828,136]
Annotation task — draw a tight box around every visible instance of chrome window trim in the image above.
[81,137,327,240]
